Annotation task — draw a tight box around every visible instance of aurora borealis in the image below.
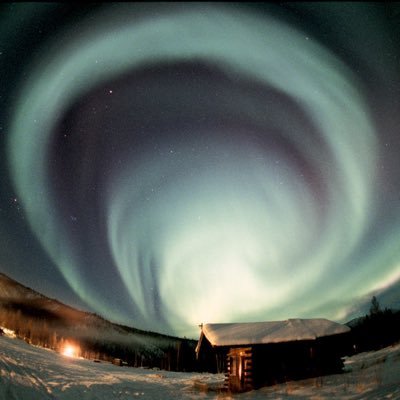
[1,3,399,337]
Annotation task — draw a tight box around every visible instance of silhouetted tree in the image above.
[369,296,381,316]
[349,296,400,353]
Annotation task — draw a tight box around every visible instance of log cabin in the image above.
[196,318,351,392]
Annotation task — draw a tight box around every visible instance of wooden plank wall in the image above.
[225,347,253,392]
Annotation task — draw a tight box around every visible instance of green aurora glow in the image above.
[3,3,400,336]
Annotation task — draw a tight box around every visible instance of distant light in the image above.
[0,326,16,338]
[61,343,79,358]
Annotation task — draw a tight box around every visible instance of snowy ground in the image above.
[1,335,400,399]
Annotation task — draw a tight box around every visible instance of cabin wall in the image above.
[197,330,351,393]
[223,334,351,392]
[315,332,352,374]
[225,347,253,392]
[252,341,317,388]
[196,337,228,373]
[251,335,350,389]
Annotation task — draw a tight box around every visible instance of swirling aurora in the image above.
[2,3,400,337]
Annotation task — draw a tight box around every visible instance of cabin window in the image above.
[238,356,243,380]
[231,356,237,376]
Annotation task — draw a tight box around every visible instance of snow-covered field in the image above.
[1,335,400,399]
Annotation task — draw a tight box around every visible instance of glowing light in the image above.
[61,343,79,358]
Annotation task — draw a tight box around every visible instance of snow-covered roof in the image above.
[198,319,350,348]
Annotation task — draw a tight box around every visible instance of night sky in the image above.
[1,3,399,338]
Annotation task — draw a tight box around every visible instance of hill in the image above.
[0,272,197,371]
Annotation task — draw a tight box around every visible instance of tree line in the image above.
[349,296,400,353]
[0,301,198,371]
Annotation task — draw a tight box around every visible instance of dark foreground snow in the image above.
[1,334,400,399]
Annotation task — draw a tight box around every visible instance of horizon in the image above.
[0,270,395,340]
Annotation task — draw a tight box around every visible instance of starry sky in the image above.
[0,3,399,338]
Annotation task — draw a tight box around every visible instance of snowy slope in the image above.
[1,335,400,399]
[0,335,220,399]
[0,273,197,369]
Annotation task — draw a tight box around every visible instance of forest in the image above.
[348,296,400,353]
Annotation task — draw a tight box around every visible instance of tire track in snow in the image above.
[0,343,55,399]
